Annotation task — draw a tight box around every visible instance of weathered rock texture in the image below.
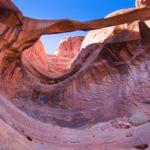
[47,54,72,75]
[0,0,150,149]
[57,36,85,59]
[47,36,85,76]
[136,0,150,7]
[23,40,49,73]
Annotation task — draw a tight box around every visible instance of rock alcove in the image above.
[0,0,150,149]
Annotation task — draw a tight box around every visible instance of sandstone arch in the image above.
[0,0,150,149]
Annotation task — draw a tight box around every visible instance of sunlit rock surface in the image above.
[0,0,150,149]
[23,40,49,73]
[57,36,85,59]
[47,36,84,76]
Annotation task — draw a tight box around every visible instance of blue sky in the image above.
[12,0,135,54]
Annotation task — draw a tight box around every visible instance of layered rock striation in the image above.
[0,0,150,149]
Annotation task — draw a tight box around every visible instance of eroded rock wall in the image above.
[0,0,150,150]
[57,36,85,59]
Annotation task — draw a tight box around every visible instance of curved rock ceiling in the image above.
[0,0,150,149]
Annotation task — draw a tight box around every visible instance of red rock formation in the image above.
[0,0,150,150]
[22,40,49,73]
[57,36,84,59]
[47,54,72,75]
[136,0,150,7]
[47,36,84,76]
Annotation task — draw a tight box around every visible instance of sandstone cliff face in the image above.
[22,40,49,72]
[0,0,150,150]
[0,40,48,97]
[47,36,84,75]
[47,54,72,75]
[57,36,85,59]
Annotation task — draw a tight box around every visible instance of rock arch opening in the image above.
[40,31,87,54]
[0,0,150,149]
